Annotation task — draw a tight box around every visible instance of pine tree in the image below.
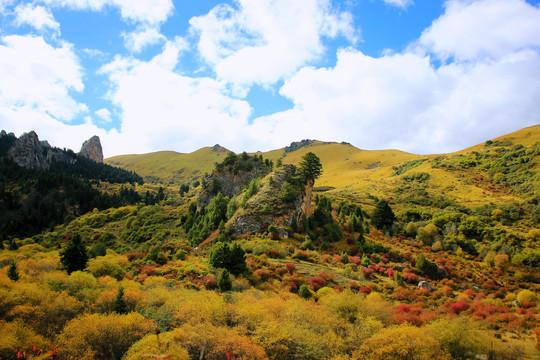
[218,269,232,292]
[60,234,88,274]
[371,199,396,230]
[299,152,322,183]
[7,261,19,281]
[229,243,247,276]
[113,287,128,314]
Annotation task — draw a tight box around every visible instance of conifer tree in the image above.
[371,199,396,230]
[218,269,232,292]
[299,152,322,183]
[60,234,88,274]
[113,287,128,314]
[7,261,19,281]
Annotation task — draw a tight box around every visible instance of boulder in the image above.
[418,280,432,291]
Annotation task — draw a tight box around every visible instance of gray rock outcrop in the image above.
[230,164,313,236]
[79,135,103,163]
[7,131,47,170]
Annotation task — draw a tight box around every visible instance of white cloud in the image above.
[95,108,112,122]
[0,0,15,13]
[0,35,85,121]
[14,3,60,33]
[189,0,358,88]
[418,0,540,61]
[245,0,540,154]
[122,26,166,53]
[41,0,174,25]
[249,47,540,154]
[383,0,414,8]
[97,39,253,156]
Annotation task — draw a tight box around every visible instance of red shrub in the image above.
[267,249,280,258]
[362,268,374,279]
[285,263,296,275]
[358,286,372,295]
[448,300,470,314]
[309,277,327,291]
[204,276,217,290]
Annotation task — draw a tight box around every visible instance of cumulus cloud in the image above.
[122,26,166,53]
[0,35,85,121]
[14,3,60,33]
[97,39,253,156]
[248,0,540,154]
[41,0,174,25]
[189,0,358,88]
[418,0,540,61]
[95,108,112,122]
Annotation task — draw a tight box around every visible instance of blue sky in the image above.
[0,0,539,157]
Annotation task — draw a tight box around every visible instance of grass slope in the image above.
[106,146,230,186]
[106,125,539,207]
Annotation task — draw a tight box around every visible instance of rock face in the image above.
[230,164,312,236]
[7,131,47,170]
[197,155,272,209]
[2,130,83,170]
[80,136,103,163]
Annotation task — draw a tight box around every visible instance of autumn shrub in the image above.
[352,324,450,360]
[168,289,229,326]
[516,289,537,304]
[123,331,190,360]
[291,250,318,263]
[86,251,128,280]
[448,300,470,314]
[57,312,156,360]
[309,276,327,291]
[428,318,489,360]
[0,320,50,360]
[162,323,267,360]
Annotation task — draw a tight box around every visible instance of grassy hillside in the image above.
[106,145,230,186]
[106,126,539,208]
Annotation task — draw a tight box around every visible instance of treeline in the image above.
[0,159,141,239]
[50,153,143,185]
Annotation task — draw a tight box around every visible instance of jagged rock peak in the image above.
[212,144,228,152]
[80,135,103,163]
[7,131,46,170]
[0,130,16,139]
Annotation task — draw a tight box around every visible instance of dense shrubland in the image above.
[0,138,538,359]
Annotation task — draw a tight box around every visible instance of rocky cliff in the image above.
[79,135,103,163]
[230,164,313,237]
[197,152,272,209]
[7,131,48,170]
[1,130,89,170]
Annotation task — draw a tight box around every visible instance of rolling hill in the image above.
[106,125,539,208]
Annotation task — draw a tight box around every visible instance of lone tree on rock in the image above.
[299,152,322,184]
[60,234,88,274]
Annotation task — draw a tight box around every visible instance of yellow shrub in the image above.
[124,332,189,360]
[516,289,537,304]
[167,323,267,360]
[353,324,450,360]
[0,320,50,359]
[57,312,156,360]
